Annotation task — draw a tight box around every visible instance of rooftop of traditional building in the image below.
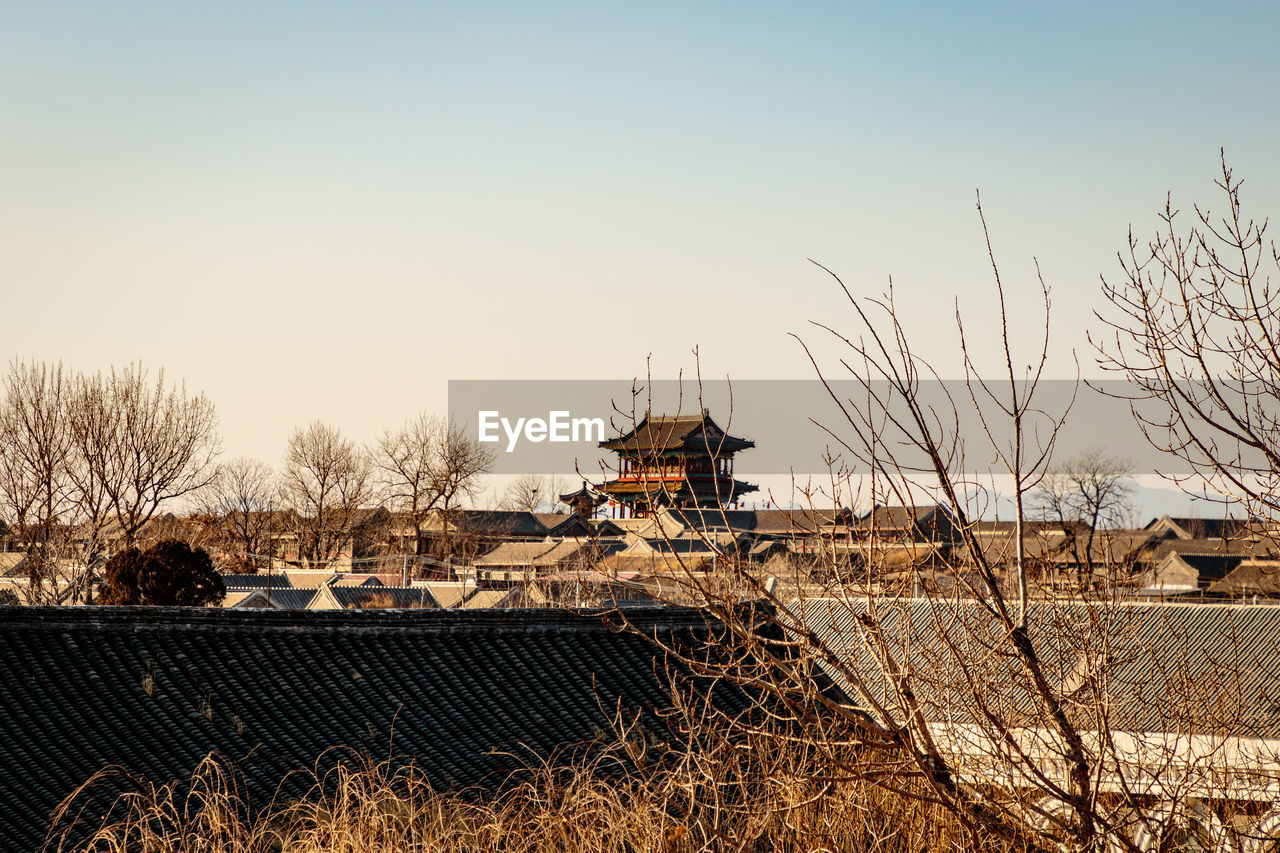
[0,605,754,851]
[599,411,754,455]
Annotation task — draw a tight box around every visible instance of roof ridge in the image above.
[0,604,715,633]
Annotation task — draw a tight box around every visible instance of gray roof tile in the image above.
[0,606,752,851]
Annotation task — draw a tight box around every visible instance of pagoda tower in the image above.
[594,410,756,519]
[558,480,607,517]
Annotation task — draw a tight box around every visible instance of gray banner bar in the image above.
[448,379,1269,477]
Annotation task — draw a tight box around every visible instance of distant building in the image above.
[594,410,756,519]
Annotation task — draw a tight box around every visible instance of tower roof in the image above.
[559,480,606,508]
[600,411,754,455]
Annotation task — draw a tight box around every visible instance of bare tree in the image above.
[500,473,546,513]
[499,473,568,513]
[202,457,278,572]
[778,206,1105,850]
[281,421,374,568]
[0,361,79,603]
[373,414,493,566]
[65,370,119,571]
[1093,151,1280,522]
[1031,447,1137,582]
[71,364,221,550]
[595,200,1274,853]
[372,414,440,559]
[434,419,495,511]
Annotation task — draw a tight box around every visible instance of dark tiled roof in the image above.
[600,413,754,455]
[538,513,598,538]
[0,606,752,851]
[1144,515,1254,541]
[228,587,318,609]
[1172,552,1247,585]
[315,585,438,609]
[345,506,393,531]
[427,510,550,538]
[472,540,604,569]
[218,573,293,590]
[1144,536,1276,564]
[593,519,627,537]
[555,484,606,510]
[1206,560,1280,597]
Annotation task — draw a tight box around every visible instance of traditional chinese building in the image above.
[558,481,607,518]
[594,410,756,518]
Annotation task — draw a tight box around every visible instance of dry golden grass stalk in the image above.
[47,714,1026,853]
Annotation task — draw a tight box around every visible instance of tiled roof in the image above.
[599,413,754,455]
[345,506,393,532]
[542,513,601,538]
[475,539,615,569]
[1144,514,1255,541]
[283,570,343,588]
[665,507,760,533]
[218,573,294,590]
[859,504,945,526]
[593,519,627,537]
[0,553,27,578]
[597,552,715,573]
[309,585,437,609]
[1144,536,1277,563]
[0,606,753,851]
[472,540,561,567]
[752,508,852,535]
[227,588,318,609]
[456,589,518,609]
[422,510,551,538]
[416,581,475,609]
[1168,552,1246,585]
[798,597,1280,738]
[329,574,385,588]
[640,537,724,556]
[1206,560,1280,597]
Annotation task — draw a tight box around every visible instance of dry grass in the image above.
[45,728,1024,853]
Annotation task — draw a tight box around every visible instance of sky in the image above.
[3,1,1279,514]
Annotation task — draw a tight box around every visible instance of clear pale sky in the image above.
[3,1,1278,491]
